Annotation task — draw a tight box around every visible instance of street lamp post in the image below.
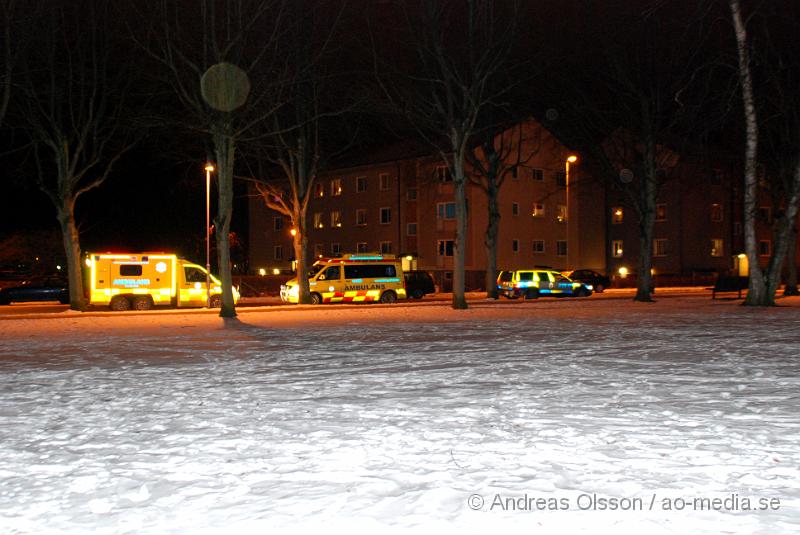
[205,163,215,308]
[565,155,578,269]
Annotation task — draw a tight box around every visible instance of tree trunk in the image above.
[57,202,86,311]
[765,164,800,299]
[452,153,468,310]
[484,178,500,299]
[292,210,312,304]
[634,135,657,302]
[783,224,798,296]
[213,127,237,318]
[730,0,769,306]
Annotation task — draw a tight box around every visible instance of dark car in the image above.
[0,275,69,305]
[563,269,610,293]
[404,270,436,299]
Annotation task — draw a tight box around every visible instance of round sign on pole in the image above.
[619,168,634,183]
[201,63,251,112]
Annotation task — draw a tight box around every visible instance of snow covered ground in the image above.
[1,295,799,534]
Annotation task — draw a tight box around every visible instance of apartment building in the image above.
[248,120,799,290]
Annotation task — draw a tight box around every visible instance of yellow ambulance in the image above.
[87,252,239,311]
[280,253,407,304]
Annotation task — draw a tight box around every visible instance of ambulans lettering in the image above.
[345,284,385,291]
[113,278,152,287]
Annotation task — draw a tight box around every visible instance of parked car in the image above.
[0,275,69,305]
[404,270,436,299]
[563,269,610,293]
[497,269,593,299]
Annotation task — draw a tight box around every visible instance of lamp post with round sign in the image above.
[205,163,215,308]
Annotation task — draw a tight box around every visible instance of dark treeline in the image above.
[1,0,797,309]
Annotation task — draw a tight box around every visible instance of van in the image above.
[280,253,407,304]
[87,252,239,310]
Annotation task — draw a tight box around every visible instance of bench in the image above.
[710,276,748,299]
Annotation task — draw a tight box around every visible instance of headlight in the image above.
[586,284,593,290]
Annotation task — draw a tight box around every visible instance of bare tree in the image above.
[248,0,354,305]
[374,0,519,309]
[0,0,17,127]
[140,0,288,318]
[545,1,720,302]
[730,0,800,305]
[466,121,544,298]
[14,0,137,310]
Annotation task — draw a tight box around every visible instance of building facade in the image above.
[248,120,800,290]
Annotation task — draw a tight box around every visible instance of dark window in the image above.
[184,267,206,283]
[519,272,534,282]
[344,264,397,279]
[320,266,340,280]
[120,265,143,276]
[499,271,512,282]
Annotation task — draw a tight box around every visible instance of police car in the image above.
[496,269,592,299]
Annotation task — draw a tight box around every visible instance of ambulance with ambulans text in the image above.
[280,253,407,304]
[87,252,239,311]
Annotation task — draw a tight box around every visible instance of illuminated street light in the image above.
[205,163,215,308]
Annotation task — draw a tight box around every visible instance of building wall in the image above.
[248,120,800,290]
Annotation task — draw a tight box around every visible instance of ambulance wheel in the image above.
[131,296,153,310]
[209,295,222,308]
[411,289,424,299]
[310,293,322,305]
[380,290,397,304]
[109,296,131,311]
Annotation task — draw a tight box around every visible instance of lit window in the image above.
[711,203,723,222]
[612,240,623,258]
[437,239,454,257]
[313,212,323,229]
[532,203,545,217]
[612,207,624,224]
[380,241,392,254]
[356,176,366,192]
[556,240,567,256]
[654,238,669,257]
[557,204,567,222]
[407,223,417,236]
[512,239,519,253]
[437,202,456,220]
[532,240,545,254]
[330,178,342,196]
[656,203,667,222]
[330,211,341,228]
[380,207,392,225]
[379,173,392,190]
[314,182,324,198]
[711,238,723,257]
[356,209,367,226]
